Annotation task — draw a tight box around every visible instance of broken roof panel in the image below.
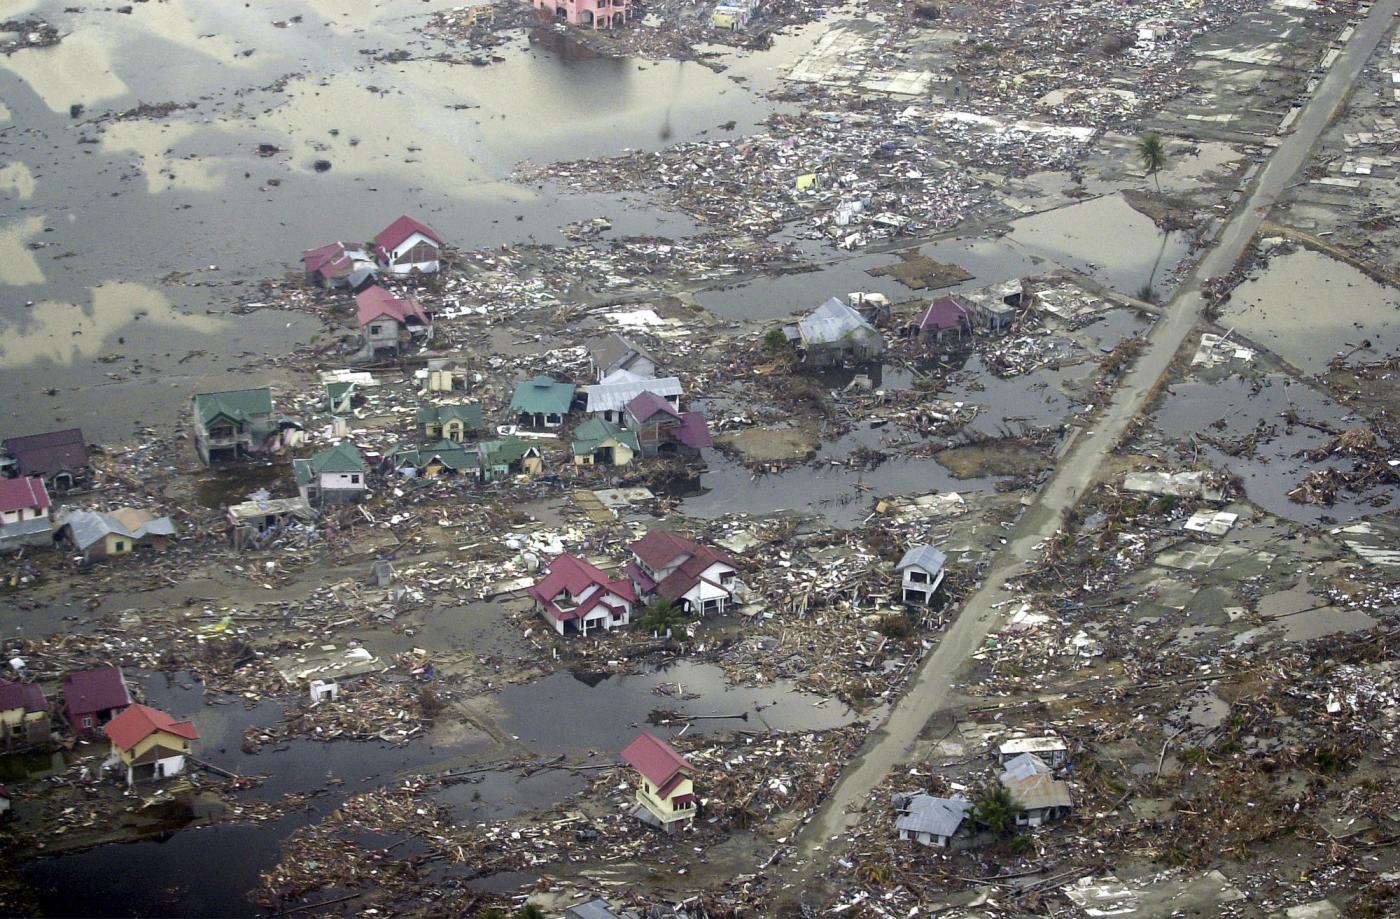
[797,297,880,346]
[895,793,970,837]
[585,376,683,414]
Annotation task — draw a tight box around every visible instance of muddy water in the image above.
[0,0,783,442]
[1008,193,1190,296]
[1151,374,1385,523]
[496,659,861,755]
[1221,247,1400,375]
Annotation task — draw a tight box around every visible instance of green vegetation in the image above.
[636,598,690,640]
[974,785,1023,836]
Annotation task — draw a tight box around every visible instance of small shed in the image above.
[995,735,1069,768]
[896,545,946,605]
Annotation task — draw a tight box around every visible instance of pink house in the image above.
[534,0,630,29]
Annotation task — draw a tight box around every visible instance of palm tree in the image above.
[974,785,1022,837]
[1137,132,1167,192]
[636,598,690,640]
[1137,132,1170,301]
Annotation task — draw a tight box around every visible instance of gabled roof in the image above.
[355,286,430,328]
[585,376,683,414]
[294,442,365,485]
[374,215,443,254]
[630,530,703,571]
[673,411,713,449]
[528,554,637,615]
[919,296,974,332]
[193,389,274,427]
[302,241,372,278]
[479,437,540,467]
[509,375,577,416]
[386,440,475,472]
[62,666,132,716]
[416,403,483,430]
[0,680,45,714]
[0,476,49,514]
[625,391,681,425]
[4,429,89,478]
[621,732,694,788]
[797,297,879,346]
[588,335,655,374]
[58,508,175,551]
[1000,752,1051,783]
[1002,772,1072,812]
[572,417,639,456]
[103,703,199,753]
[896,545,946,576]
[895,793,970,837]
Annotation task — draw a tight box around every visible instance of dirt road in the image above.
[783,0,1400,902]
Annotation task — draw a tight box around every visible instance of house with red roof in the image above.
[354,285,433,360]
[916,296,974,344]
[373,215,444,276]
[527,554,637,637]
[103,703,198,786]
[623,393,712,459]
[626,530,739,617]
[61,665,132,736]
[0,680,50,749]
[302,241,377,290]
[0,476,53,555]
[620,732,697,832]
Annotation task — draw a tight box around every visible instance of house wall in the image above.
[536,0,631,28]
[318,471,365,503]
[636,773,694,827]
[363,319,403,353]
[122,732,192,765]
[1,708,49,747]
[2,507,46,525]
[385,234,441,274]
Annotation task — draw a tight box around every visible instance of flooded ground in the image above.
[1221,247,1400,375]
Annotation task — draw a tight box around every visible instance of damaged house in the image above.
[0,681,50,749]
[294,442,367,506]
[417,403,482,443]
[62,665,132,736]
[191,388,282,465]
[57,507,174,562]
[227,495,316,550]
[528,553,636,636]
[785,297,885,366]
[621,732,697,833]
[355,286,433,361]
[533,0,632,31]
[585,370,682,426]
[588,335,658,383]
[572,418,640,468]
[0,476,53,555]
[383,440,479,480]
[624,393,712,458]
[479,437,544,480]
[894,792,973,848]
[625,530,739,616]
[302,241,377,290]
[103,704,198,787]
[509,375,577,430]
[1,428,90,492]
[916,296,975,345]
[999,752,1073,827]
[896,545,946,605]
[372,215,444,276]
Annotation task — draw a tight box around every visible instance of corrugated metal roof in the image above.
[797,297,879,346]
[895,793,970,837]
[585,376,682,414]
[896,545,946,575]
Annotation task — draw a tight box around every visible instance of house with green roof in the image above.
[383,440,479,480]
[293,442,367,506]
[325,381,358,416]
[417,403,483,443]
[478,437,544,481]
[508,375,577,430]
[571,418,639,468]
[191,388,277,465]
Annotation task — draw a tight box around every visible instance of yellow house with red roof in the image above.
[103,703,199,787]
[621,732,697,832]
